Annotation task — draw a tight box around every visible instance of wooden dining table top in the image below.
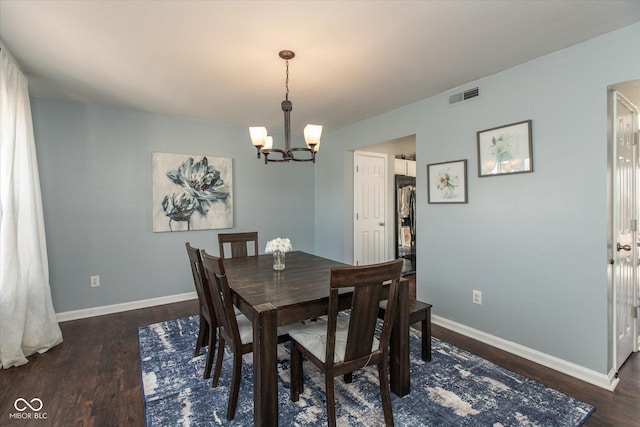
[222,251,355,323]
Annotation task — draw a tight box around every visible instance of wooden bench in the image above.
[379,298,432,361]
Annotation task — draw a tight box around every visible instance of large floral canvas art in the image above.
[152,152,233,232]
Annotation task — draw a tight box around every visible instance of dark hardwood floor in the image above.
[1,297,638,426]
[0,300,198,427]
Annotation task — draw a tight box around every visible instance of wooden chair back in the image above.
[217,232,259,259]
[200,250,242,351]
[327,259,403,367]
[186,243,212,313]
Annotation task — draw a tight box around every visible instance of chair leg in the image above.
[194,315,207,356]
[325,375,337,427]
[343,372,353,383]
[226,351,242,420]
[290,343,303,401]
[378,361,394,427]
[212,336,225,388]
[203,323,216,379]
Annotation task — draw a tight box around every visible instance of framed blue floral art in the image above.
[152,152,233,232]
[477,120,533,177]
[427,159,468,204]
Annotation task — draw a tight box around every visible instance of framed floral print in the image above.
[427,159,468,204]
[477,120,533,177]
[152,152,233,232]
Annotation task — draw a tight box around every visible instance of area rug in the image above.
[138,316,594,426]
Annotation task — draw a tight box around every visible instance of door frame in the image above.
[607,87,640,377]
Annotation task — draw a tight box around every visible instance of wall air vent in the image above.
[448,86,480,106]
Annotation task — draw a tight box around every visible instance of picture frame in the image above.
[152,152,233,232]
[477,120,533,177]
[427,159,468,204]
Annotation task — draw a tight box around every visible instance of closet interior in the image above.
[394,155,416,275]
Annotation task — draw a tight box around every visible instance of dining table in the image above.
[222,251,410,427]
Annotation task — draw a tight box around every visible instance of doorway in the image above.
[608,79,640,374]
[352,135,417,271]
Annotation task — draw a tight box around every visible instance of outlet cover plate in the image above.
[473,290,482,305]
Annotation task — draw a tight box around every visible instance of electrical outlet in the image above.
[472,289,482,305]
[90,275,100,288]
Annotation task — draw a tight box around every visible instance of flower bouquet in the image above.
[265,238,292,270]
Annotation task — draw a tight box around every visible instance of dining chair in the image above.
[200,250,295,420]
[185,242,217,379]
[288,259,403,427]
[217,231,258,259]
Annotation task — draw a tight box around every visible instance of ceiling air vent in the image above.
[448,87,480,106]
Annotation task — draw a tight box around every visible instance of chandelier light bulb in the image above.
[304,124,323,149]
[249,127,267,147]
[263,136,273,150]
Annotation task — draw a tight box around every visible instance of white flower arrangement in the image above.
[265,237,292,254]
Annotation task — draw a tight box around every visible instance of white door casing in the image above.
[611,90,639,370]
[354,151,387,266]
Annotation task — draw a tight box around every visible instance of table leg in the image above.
[390,278,410,396]
[252,303,278,426]
[423,307,432,362]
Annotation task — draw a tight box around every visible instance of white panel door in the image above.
[612,91,639,370]
[354,151,387,266]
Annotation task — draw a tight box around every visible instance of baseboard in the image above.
[55,291,198,322]
[432,315,619,391]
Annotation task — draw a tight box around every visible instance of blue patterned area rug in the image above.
[138,316,594,426]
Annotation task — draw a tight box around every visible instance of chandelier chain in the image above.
[285,59,290,101]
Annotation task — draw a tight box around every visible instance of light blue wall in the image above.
[31,100,315,312]
[315,23,640,374]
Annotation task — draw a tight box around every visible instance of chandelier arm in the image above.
[289,147,316,163]
[262,149,290,164]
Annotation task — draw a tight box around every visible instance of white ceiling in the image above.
[1,1,639,134]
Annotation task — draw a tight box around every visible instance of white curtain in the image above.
[0,50,62,368]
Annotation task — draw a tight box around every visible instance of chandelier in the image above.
[249,50,322,164]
